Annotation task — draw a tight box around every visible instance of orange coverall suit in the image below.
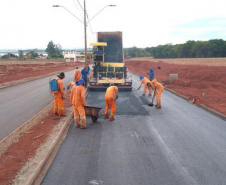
[104,86,118,120]
[150,79,164,108]
[67,81,75,89]
[138,77,152,96]
[53,78,65,115]
[74,69,81,82]
[70,85,86,128]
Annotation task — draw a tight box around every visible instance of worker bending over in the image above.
[70,79,87,129]
[104,83,119,121]
[53,72,66,116]
[149,79,164,109]
[67,81,75,90]
[74,67,81,82]
[138,76,152,96]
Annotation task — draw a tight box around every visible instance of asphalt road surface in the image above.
[0,70,75,140]
[42,75,226,185]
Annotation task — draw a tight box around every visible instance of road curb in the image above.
[25,87,88,185]
[197,104,226,121]
[25,109,74,185]
[130,71,226,121]
[164,87,189,100]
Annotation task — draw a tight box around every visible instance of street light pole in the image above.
[84,0,88,66]
[53,3,116,67]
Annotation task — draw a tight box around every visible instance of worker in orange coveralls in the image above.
[53,72,66,116]
[104,83,119,121]
[149,79,164,109]
[70,79,87,129]
[138,76,152,96]
[74,67,81,82]
[67,81,75,90]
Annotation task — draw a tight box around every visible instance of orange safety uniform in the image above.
[104,86,118,120]
[74,69,81,82]
[53,77,65,115]
[138,77,152,95]
[70,85,86,128]
[150,79,164,108]
[67,81,75,89]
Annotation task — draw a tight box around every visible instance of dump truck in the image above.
[89,31,132,91]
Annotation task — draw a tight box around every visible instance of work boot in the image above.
[54,112,59,116]
[159,100,162,109]
[75,123,81,128]
[104,114,109,119]
[59,114,67,117]
[81,125,87,129]
[142,94,145,96]
[155,99,161,109]
[149,94,152,96]
[80,119,87,129]
[109,117,115,121]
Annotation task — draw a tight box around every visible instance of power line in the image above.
[72,0,83,20]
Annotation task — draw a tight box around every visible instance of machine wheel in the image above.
[91,116,98,122]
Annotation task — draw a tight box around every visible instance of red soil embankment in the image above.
[125,59,226,115]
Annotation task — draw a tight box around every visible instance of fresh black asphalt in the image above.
[42,75,226,185]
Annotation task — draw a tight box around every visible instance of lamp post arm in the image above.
[87,5,115,23]
[60,5,84,24]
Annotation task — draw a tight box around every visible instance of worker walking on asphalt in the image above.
[74,67,81,82]
[148,68,155,80]
[104,83,119,121]
[70,79,87,129]
[53,72,66,116]
[138,76,152,96]
[81,66,88,87]
[149,79,164,109]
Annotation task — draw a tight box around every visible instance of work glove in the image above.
[67,86,70,90]
[137,87,140,90]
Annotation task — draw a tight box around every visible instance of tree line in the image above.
[124,39,226,58]
[1,41,63,59]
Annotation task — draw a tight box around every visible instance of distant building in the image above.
[63,50,85,62]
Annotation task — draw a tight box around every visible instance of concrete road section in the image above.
[42,75,226,185]
[0,70,75,140]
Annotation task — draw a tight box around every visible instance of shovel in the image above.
[148,96,155,107]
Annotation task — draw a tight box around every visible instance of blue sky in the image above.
[0,0,226,50]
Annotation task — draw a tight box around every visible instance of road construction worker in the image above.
[74,67,81,82]
[104,83,119,121]
[149,79,164,109]
[53,72,66,116]
[67,81,75,90]
[81,66,88,87]
[148,68,155,80]
[70,79,87,129]
[138,76,152,96]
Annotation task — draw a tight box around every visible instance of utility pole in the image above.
[84,0,87,67]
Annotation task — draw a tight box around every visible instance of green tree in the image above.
[46,41,63,58]
[29,51,38,59]
[18,50,24,59]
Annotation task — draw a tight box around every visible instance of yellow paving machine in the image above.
[89,31,132,91]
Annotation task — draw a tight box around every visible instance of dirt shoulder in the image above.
[0,61,86,86]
